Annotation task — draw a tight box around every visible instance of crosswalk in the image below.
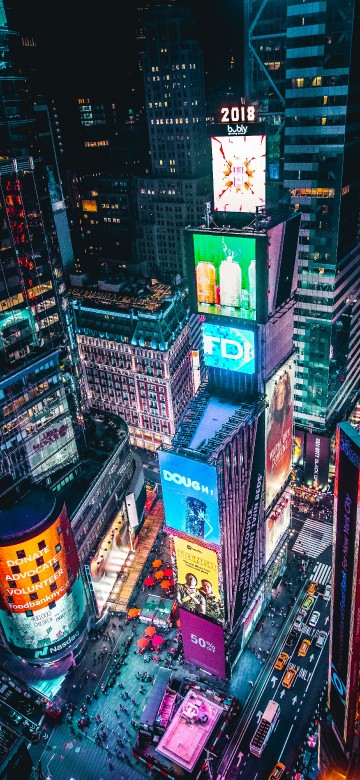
[292,518,333,559]
[311,561,332,586]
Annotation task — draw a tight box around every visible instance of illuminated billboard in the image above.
[174,536,224,622]
[265,358,294,508]
[193,233,256,321]
[202,322,255,374]
[0,504,88,661]
[179,608,226,679]
[330,423,360,746]
[265,496,290,564]
[159,451,220,545]
[211,134,266,213]
[304,433,330,491]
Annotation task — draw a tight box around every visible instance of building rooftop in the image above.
[156,689,223,772]
[68,278,175,316]
[0,721,21,763]
[0,485,56,541]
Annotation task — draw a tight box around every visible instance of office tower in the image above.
[245,1,360,453]
[328,422,360,760]
[158,94,300,673]
[134,5,212,280]
[0,4,82,486]
[70,277,194,451]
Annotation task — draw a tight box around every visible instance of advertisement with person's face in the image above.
[174,537,224,623]
[266,359,294,508]
[179,608,226,679]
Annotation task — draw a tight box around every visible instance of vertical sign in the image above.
[304,433,330,491]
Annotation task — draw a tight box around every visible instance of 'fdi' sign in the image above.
[202,323,255,374]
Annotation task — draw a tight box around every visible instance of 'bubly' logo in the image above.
[162,470,213,495]
[228,124,248,135]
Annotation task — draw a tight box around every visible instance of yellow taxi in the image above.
[268,762,286,780]
[274,651,289,671]
[282,666,297,689]
[307,581,318,596]
[298,638,311,657]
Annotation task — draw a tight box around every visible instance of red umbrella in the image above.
[137,637,150,649]
[169,577,175,586]
[163,567,173,577]
[144,625,156,637]
[144,576,155,586]
[152,634,164,647]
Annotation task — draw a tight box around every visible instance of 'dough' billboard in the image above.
[159,451,220,546]
[179,608,226,679]
[330,423,360,747]
[202,322,255,375]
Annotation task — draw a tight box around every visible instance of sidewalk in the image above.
[229,554,310,706]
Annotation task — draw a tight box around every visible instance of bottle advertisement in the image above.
[194,232,256,320]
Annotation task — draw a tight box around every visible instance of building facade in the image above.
[245,0,360,437]
[70,280,194,450]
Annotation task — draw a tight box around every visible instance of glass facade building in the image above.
[245,0,360,436]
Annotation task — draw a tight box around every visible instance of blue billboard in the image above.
[202,322,255,374]
[159,451,220,545]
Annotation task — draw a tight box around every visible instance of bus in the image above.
[249,700,280,757]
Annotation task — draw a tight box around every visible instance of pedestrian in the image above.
[249,680,254,686]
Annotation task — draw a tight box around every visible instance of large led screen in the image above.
[174,537,224,622]
[265,499,290,564]
[304,433,330,491]
[193,233,256,321]
[179,608,226,679]
[211,135,266,214]
[159,451,220,545]
[202,322,255,374]
[330,423,360,744]
[265,358,294,508]
[0,504,87,660]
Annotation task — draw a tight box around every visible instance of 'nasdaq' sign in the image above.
[202,322,255,374]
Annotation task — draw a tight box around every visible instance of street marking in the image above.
[293,520,332,559]
[271,676,278,687]
[278,724,294,761]
[292,695,298,705]
[312,562,331,585]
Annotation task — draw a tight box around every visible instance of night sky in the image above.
[13,0,244,102]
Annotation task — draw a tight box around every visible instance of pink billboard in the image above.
[179,608,226,679]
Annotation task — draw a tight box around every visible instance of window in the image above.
[31,574,40,584]
[29,592,38,601]
[8,581,16,588]
[50,582,57,592]
[11,565,20,574]
[48,601,56,610]
[36,556,44,567]
[16,549,25,559]
[38,540,46,550]
[55,543,61,553]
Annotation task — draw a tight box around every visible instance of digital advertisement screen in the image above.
[202,322,255,374]
[293,428,305,469]
[265,499,290,564]
[330,423,360,744]
[193,233,256,321]
[0,504,87,660]
[174,536,224,623]
[304,433,330,491]
[159,451,220,545]
[211,135,266,213]
[179,608,226,679]
[265,358,294,508]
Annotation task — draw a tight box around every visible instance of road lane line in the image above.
[278,724,294,761]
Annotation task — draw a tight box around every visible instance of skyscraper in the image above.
[245,0,360,443]
[134,5,212,280]
[0,3,82,486]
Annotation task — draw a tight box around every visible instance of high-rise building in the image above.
[0,4,82,486]
[245,0,360,443]
[70,277,194,451]
[134,5,212,280]
[328,422,360,756]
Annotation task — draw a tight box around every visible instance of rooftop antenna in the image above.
[204,201,211,228]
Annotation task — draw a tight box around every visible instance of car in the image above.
[301,595,315,612]
[285,629,297,648]
[315,630,327,648]
[268,762,286,780]
[298,638,311,657]
[308,610,320,627]
[282,666,297,689]
[294,613,304,631]
[307,581,318,596]
[274,651,289,671]
[323,583,331,601]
